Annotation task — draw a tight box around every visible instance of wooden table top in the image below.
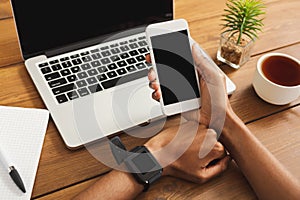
[0,0,299,199]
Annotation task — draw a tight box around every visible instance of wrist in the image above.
[144,142,170,176]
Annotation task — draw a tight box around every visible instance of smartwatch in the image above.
[109,136,163,191]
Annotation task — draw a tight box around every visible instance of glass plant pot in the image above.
[217,32,255,69]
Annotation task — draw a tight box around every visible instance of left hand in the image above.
[144,121,231,184]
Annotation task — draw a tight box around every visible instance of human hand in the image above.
[144,121,231,184]
[147,43,232,133]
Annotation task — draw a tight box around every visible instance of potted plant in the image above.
[217,0,266,69]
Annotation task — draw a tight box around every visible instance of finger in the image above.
[192,43,220,80]
[152,90,161,102]
[200,155,231,182]
[199,129,218,159]
[148,68,156,82]
[145,54,151,63]
[149,80,160,90]
[201,141,227,168]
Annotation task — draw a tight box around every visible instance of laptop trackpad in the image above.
[93,80,163,136]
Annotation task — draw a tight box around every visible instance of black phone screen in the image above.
[151,30,200,106]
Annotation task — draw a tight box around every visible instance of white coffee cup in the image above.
[252,52,300,105]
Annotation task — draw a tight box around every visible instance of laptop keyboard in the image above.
[37,34,151,104]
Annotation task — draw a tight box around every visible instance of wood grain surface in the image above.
[0,0,299,199]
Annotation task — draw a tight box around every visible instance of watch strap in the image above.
[127,146,163,192]
[109,136,129,165]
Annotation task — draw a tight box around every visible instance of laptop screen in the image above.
[11,0,173,59]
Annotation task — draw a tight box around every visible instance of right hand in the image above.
[147,43,232,133]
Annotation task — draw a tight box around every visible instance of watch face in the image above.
[131,151,157,173]
[125,146,162,182]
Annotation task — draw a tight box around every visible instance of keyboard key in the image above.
[100,46,109,50]
[136,63,147,69]
[97,66,108,73]
[77,71,88,79]
[117,60,127,67]
[91,60,101,67]
[129,38,137,43]
[120,53,129,59]
[71,66,81,73]
[72,58,82,65]
[45,72,60,81]
[110,43,119,48]
[110,55,120,62]
[136,55,145,62]
[102,69,148,89]
[82,56,92,63]
[61,69,71,76]
[49,78,67,88]
[38,63,48,68]
[81,51,90,56]
[62,61,72,68]
[126,58,136,64]
[67,91,79,100]
[87,69,98,76]
[120,41,128,45]
[71,54,80,59]
[51,64,62,71]
[129,43,138,49]
[77,88,89,97]
[67,75,77,82]
[107,63,118,70]
[138,47,148,54]
[49,60,59,65]
[87,77,98,84]
[138,36,146,40]
[117,68,127,75]
[41,67,51,74]
[101,58,110,65]
[97,74,107,81]
[76,80,87,88]
[91,53,101,60]
[111,48,120,54]
[52,83,76,95]
[107,71,118,78]
[126,65,136,72]
[120,45,130,52]
[88,84,102,93]
[91,49,100,53]
[60,57,69,62]
[101,50,111,57]
[129,50,138,56]
[138,41,147,47]
[56,94,68,104]
[81,63,91,70]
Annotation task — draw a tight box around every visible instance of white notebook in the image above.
[0,106,49,199]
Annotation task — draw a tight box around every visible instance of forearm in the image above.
[220,112,300,200]
[73,170,143,200]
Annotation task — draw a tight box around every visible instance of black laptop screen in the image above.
[11,0,173,59]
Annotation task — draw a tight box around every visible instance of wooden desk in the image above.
[0,0,299,199]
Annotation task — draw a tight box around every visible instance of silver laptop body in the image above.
[11,0,235,149]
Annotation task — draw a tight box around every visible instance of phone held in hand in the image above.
[146,18,201,116]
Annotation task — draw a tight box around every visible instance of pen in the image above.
[0,145,26,193]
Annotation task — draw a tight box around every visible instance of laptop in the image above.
[10,0,236,149]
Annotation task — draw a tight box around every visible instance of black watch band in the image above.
[109,136,163,192]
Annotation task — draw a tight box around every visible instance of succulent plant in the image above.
[221,0,266,44]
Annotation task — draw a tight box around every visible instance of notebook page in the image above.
[0,106,49,199]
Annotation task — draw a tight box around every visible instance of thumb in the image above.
[198,129,218,159]
[202,155,231,180]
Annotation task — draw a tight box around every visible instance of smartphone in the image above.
[146,18,201,116]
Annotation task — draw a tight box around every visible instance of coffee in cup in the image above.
[252,52,300,105]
